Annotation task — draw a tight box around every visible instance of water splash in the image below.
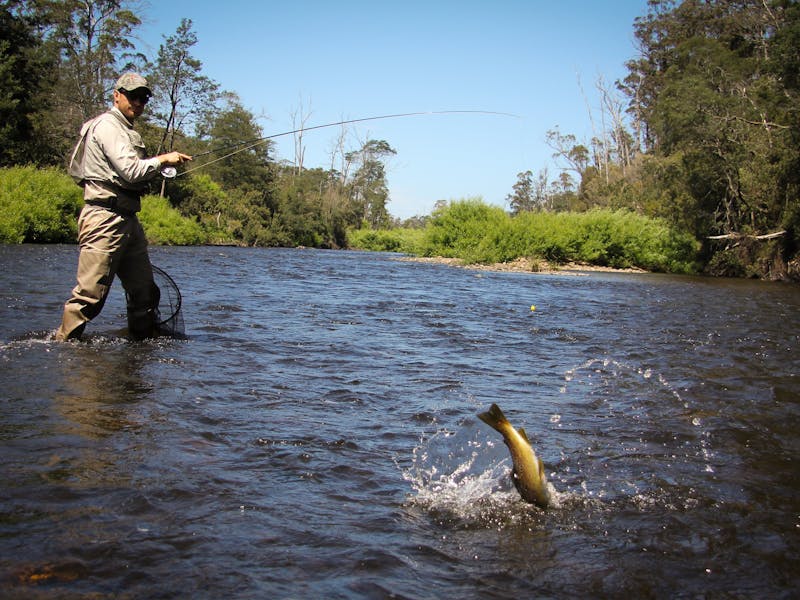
[402,426,518,522]
[402,355,717,522]
[400,417,574,528]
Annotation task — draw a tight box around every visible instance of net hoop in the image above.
[151,265,184,338]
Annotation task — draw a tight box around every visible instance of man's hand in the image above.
[158,151,193,166]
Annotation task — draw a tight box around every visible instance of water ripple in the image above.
[1,246,799,598]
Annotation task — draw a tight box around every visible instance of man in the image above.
[55,72,192,341]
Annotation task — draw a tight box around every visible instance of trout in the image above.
[477,403,552,508]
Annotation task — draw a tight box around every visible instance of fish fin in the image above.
[477,403,509,432]
[517,427,530,443]
[537,457,546,479]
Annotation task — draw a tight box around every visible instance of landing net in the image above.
[152,265,184,338]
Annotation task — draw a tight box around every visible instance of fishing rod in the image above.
[161,110,518,178]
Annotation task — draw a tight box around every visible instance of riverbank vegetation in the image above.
[0,166,82,244]
[0,166,697,272]
[1,1,799,279]
[348,198,699,274]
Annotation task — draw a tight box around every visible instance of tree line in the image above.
[506,0,800,279]
[2,0,799,279]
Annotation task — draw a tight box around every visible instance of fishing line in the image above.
[164,110,518,178]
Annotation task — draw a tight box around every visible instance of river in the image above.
[1,244,798,598]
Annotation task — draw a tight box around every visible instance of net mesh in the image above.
[152,265,184,338]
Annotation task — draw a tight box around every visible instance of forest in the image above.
[1,0,799,279]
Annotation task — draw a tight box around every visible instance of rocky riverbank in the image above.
[395,256,647,275]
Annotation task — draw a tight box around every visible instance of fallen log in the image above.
[707,230,786,240]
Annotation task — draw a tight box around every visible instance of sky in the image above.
[137,0,649,219]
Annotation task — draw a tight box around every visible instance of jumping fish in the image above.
[477,403,552,508]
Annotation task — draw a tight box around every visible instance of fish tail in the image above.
[477,403,509,432]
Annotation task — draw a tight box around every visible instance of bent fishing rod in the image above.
[161,110,518,178]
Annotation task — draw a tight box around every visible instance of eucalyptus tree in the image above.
[10,0,145,161]
[507,170,534,215]
[508,168,558,215]
[345,139,396,229]
[626,0,798,240]
[545,128,590,177]
[35,0,145,124]
[148,18,219,155]
[201,92,273,194]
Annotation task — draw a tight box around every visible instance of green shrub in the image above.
[348,227,426,254]
[505,208,699,272]
[139,195,208,245]
[421,198,512,263]
[510,211,580,263]
[354,199,699,274]
[173,172,227,216]
[0,166,83,243]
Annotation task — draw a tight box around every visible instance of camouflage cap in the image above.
[115,72,151,93]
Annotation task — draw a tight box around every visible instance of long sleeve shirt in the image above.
[78,107,161,213]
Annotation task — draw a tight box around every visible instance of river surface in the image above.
[1,244,799,598]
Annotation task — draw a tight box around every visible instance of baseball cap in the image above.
[115,72,152,94]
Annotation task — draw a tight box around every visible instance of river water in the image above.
[1,244,798,598]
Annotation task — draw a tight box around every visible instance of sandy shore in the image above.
[394,255,647,275]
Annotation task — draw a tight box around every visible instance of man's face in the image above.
[114,88,149,122]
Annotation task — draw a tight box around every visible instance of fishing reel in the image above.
[161,167,177,178]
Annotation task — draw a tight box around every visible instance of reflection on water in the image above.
[0,244,799,598]
[55,341,154,437]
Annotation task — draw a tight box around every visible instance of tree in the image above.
[507,168,554,214]
[548,171,578,212]
[0,2,57,165]
[546,128,590,176]
[5,0,145,163]
[596,75,639,173]
[201,93,273,193]
[628,0,796,235]
[290,95,312,174]
[622,0,800,277]
[346,139,396,228]
[507,170,534,214]
[35,0,145,135]
[148,18,219,155]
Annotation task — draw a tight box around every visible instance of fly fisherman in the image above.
[55,72,192,341]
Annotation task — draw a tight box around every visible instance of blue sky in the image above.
[137,1,648,218]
